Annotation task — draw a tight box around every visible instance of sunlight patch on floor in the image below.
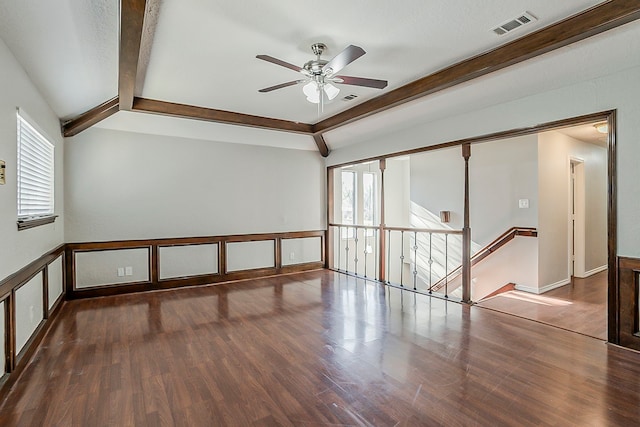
[498,291,573,306]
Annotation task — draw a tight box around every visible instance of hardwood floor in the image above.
[476,270,608,339]
[1,270,639,426]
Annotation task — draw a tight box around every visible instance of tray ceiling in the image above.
[1,0,638,154]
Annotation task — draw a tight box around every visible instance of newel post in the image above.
[462,144,472,303]
[326,167,334,269]
[378,158,387,282]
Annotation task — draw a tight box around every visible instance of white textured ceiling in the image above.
[143,0,603,123]
[0,0,625,152]
[0,0,118,120]
[558,124,608,147]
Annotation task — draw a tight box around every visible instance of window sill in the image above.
[17,215,58,231]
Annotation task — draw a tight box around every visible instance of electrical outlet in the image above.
[125,266,133,276]
[289,252,295,260]
[518,199,529,209]
[117,267,125,277]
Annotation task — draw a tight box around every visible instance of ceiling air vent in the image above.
[492,12,537,36]
[342,94,358,101]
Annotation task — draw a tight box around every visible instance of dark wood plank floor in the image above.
[1,270,639,426]
[476,270,607,339]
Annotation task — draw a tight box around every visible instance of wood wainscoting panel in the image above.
[226,240,275,272]
[158,243,219,279]
[14,275,44,355]
[0,245,66,402]
[46,256,64,310]
[66,230,326,299]
[618,256,640,350]
[74,248,151,289]
[281,236,323,266]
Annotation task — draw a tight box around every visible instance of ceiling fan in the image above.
[256,43,388,108]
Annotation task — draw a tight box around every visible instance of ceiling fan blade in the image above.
[334,75,388,89]
[323,45,366,76]
[258,80,305,93]
[256,55,303,72]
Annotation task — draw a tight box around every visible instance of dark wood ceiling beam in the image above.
[61,97,119,137]
[313,0,640,133]
[119,0,147,110]
[135,0,161,96]
[132,97,315,134]
[312,134,329,157]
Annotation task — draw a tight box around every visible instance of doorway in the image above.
[476,122,609,339]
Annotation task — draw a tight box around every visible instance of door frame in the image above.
[569,158,587,278]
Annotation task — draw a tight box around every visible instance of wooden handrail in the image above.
[384,226,463,235]
[328,223,463,235]
[328,223,380,231]
[429,227,537,293]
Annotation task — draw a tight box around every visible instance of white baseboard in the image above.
[539,278,572,293]
[514,284,538,293]
[515,278,571,295]
[575,264,607,279]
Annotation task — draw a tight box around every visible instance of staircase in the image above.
[428,227,537,296]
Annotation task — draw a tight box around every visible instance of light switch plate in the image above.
[125,266,133,276]
[117,267,125,277]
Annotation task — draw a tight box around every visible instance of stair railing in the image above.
[428,227,537,293]
[329,223,463,297]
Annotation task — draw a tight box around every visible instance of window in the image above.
[16,111,56,229]
[337,165,379,239]
[341,170,356,225]
[362,172,376,226]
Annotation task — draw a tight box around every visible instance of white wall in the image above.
[409,136,538,246]
[472,237,539,300]
[538,131,608,289]
[409,147,465,230]
[442,236,539,300]
[384,157,410,227]
[471,136,539,244]
[0,38,64,281]
[327,63,640,259]
[64,127,325,242]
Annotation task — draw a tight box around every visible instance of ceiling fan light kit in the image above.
[257,43,388,113]
[303,81,340,104]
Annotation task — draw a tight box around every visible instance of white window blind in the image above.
[17,111,54,218]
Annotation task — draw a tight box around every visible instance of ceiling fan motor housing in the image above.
[305,43,330,76]
[304,59,329,75]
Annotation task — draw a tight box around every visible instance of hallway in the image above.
[476,270,607,339]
